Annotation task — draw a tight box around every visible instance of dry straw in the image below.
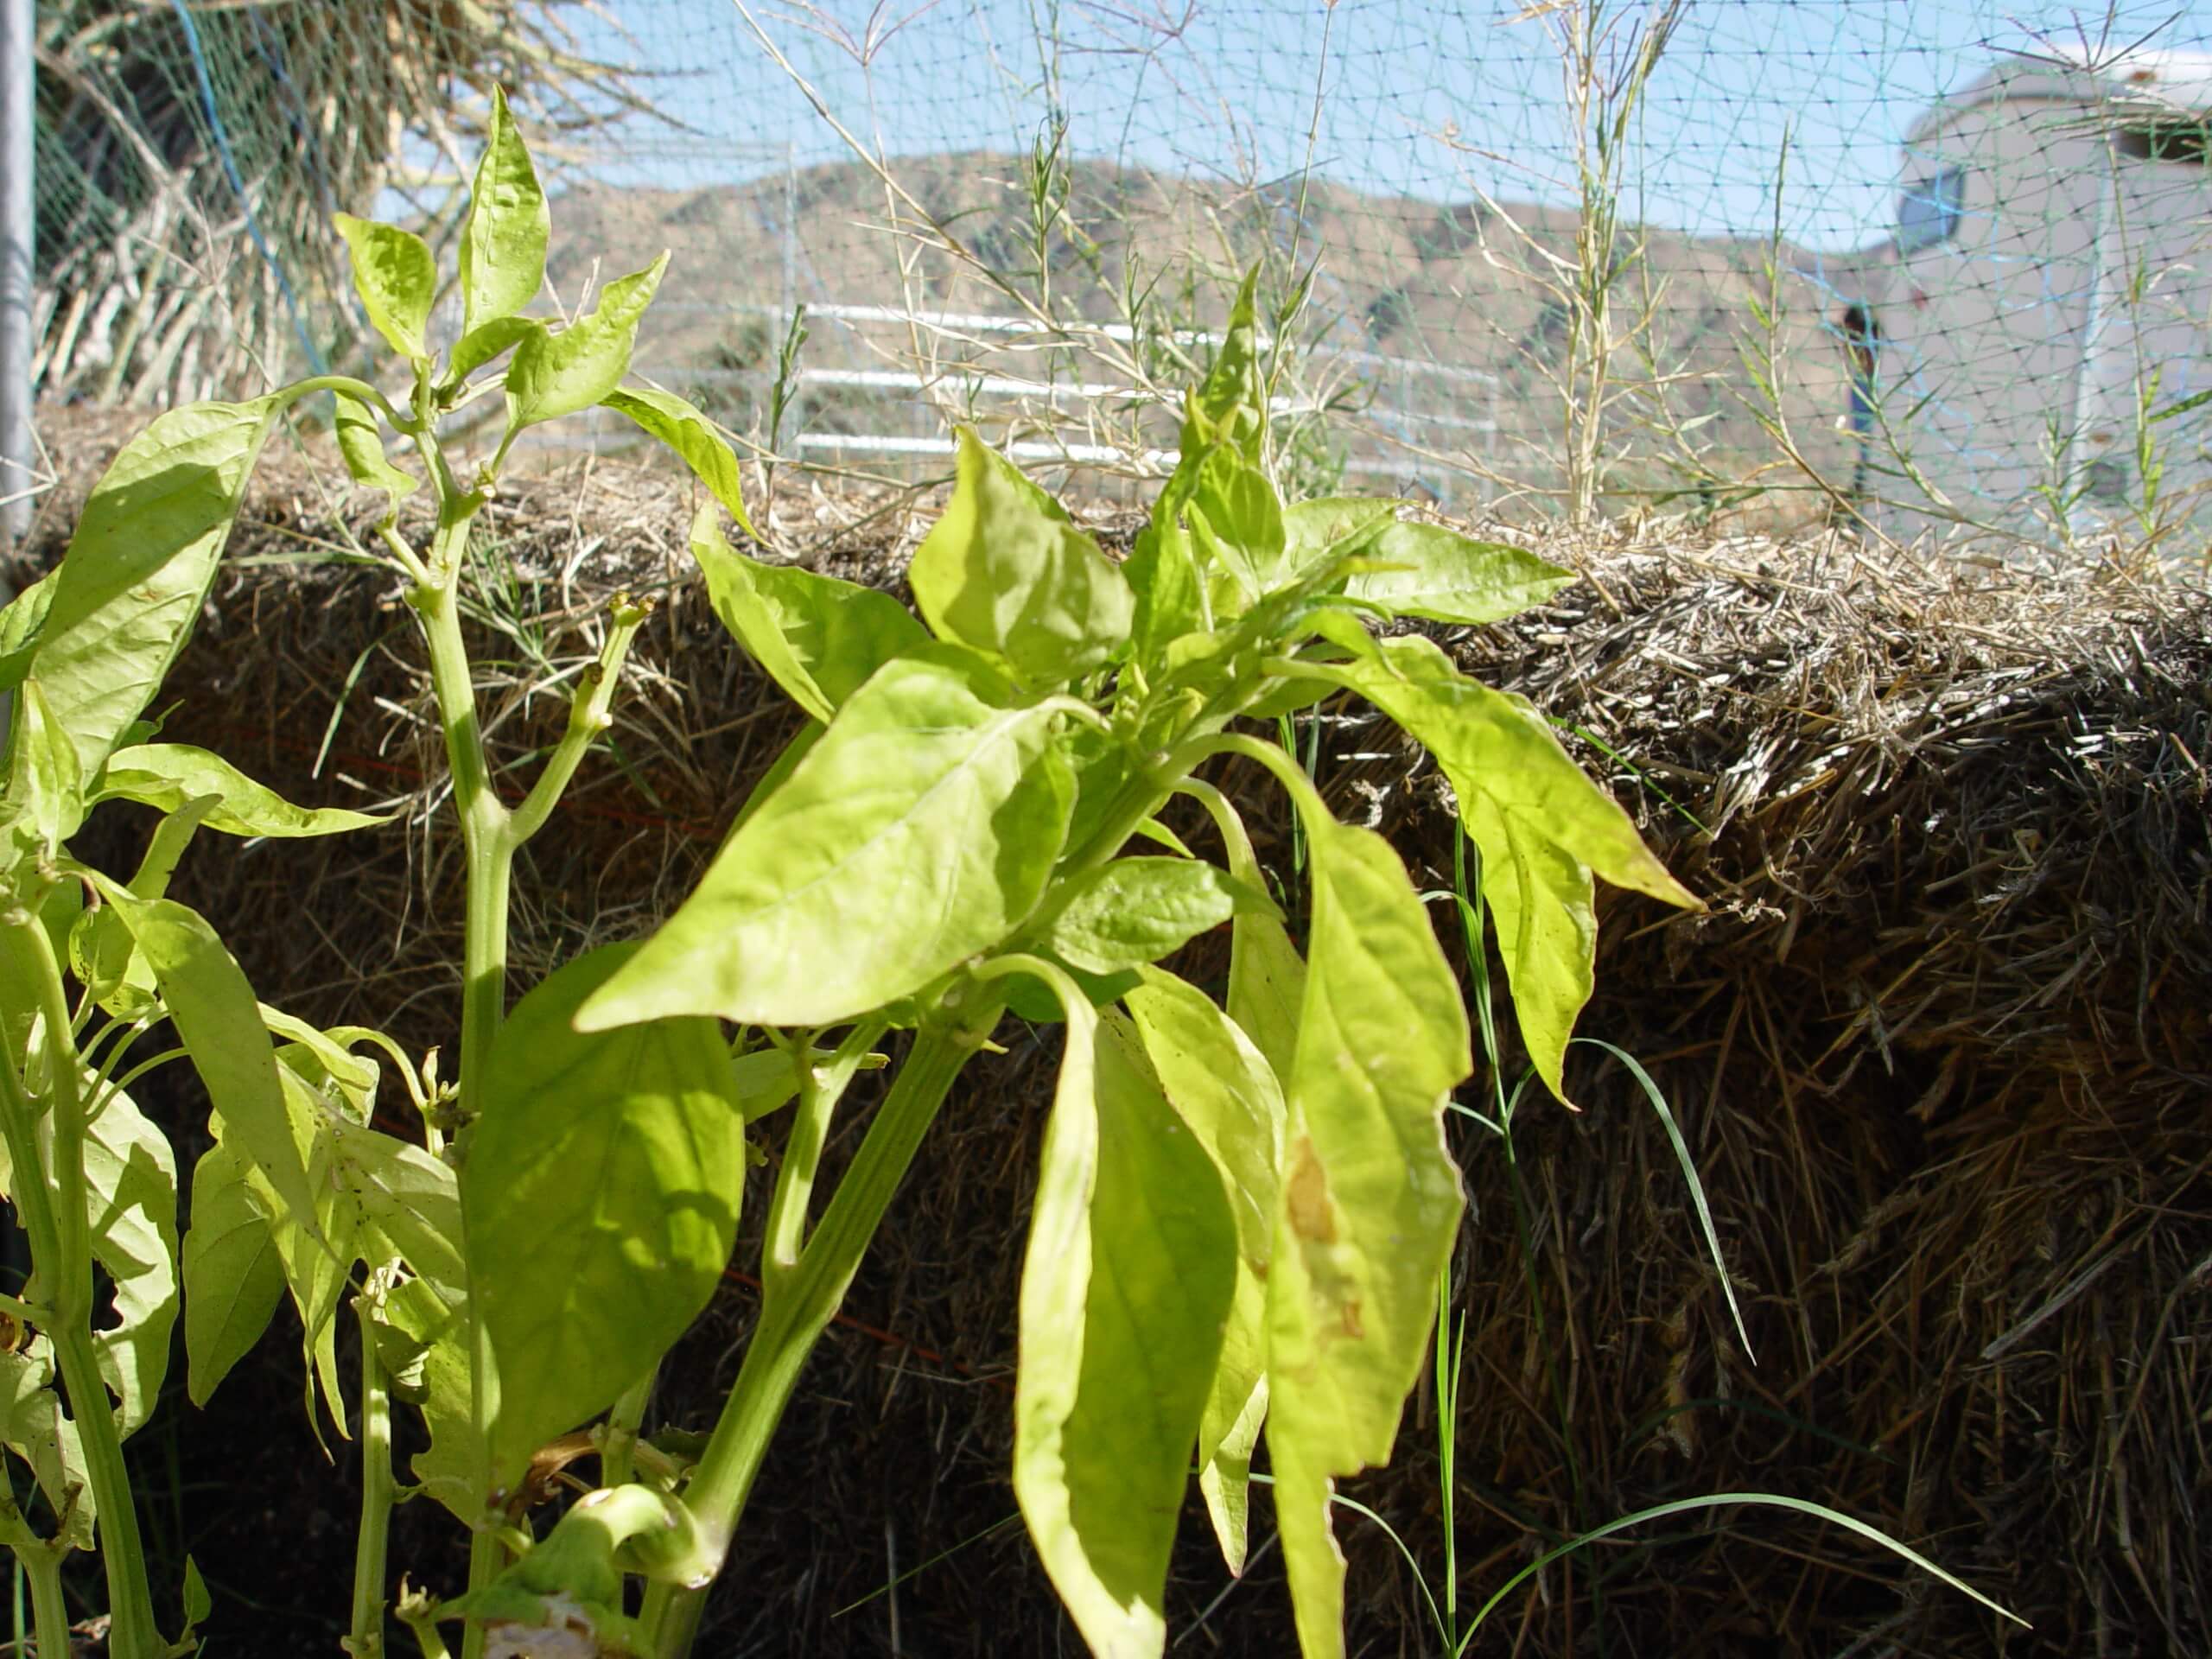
[20,408,2209,1656]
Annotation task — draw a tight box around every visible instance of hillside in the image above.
[544,152,1872,502]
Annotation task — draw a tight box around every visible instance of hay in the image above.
[16,405,2209,1656]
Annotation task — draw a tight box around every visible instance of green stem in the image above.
[504,598,649,849]
[760,1023,888,1287]
[0,925,161,1659]
[410,508,512,1659]
[599,1364,658,1493]
[637,995,1003,1656]
[348,1298,395,1659]
[5,1548,63,1659]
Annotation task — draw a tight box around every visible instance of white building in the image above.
[1851,49,2212,551]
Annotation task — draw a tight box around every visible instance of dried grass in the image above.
[16,407,2209,1656]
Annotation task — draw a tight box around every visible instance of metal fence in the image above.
[18,1,2212,556]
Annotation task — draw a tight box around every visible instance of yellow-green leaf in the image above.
[467,944,747,1491]
[333,214,435,360]
[505,254,668,432]
[31,397,282,781]
[688,507,925,725]
[1344,521,1574,626]
[458,86,548,336]
[1042,857,1274,976]
[97,743,388,837]
[604,388,755,538]
[579,651,1073,1031]
[181,1143,286,1407]
[909,429,1133,688]
[1123,967,1286,1573]
[1264,818,1470,1659]
[1013,982,1236,1658]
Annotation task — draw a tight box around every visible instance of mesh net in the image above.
[29,0,2212,550]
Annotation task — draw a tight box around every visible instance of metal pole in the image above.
[1,0,34,546]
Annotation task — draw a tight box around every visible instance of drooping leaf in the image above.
[1465,792,1597,1102]
[603,388,754,537]
[1343,521,1575,625]
[908,428,1134,688]
[458,86,548,337]
[1013,985,1236,1658]
[239,1084,358,1440]
[96,743,388,838]
[688,508,925,726]
[467,944,747,1490]
[99,888,320,1231]
[83,1083,181,1436]
[505,254,670,432]
[1316,629,1694,1097]
[333,214,435,360]
[0,1340,96,1548]
[332,394,418,513]
[1042,857,1274,976]
[1264,817,1471,1659]
[29,397,281,781]
[182,1142,286,1407]
[1123,968,1287,1573]
[580,651,1075,1031]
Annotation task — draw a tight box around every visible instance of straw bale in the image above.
[14,406,2209,1656]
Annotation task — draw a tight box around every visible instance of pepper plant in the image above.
[0,99,1713,1659]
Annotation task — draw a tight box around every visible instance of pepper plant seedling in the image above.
[0,95,1716,1659]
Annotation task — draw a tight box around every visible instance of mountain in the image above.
[543,152,1875,508]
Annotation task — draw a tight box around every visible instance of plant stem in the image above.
[635,995,1003,1656]
[600,1365,658,1493]
[0,922,161,1659]
[348,1298,395,1658]
[5,1548,63,1659]
[410,504,513,1659]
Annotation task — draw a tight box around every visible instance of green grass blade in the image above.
[1457,1492,2026,1651]
[1574,1036,1753,1363]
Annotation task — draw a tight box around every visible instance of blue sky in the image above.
[561,0,2212,251]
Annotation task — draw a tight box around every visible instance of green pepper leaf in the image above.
[96,743,388,838]
[182,1142,287,1407]
[0,1339,96,1548]
[0,680,85,868]
[505,254,670,432]
[1315,628,1695,1098]
[29,397,283,781]
[1264,817,1471,1659]
[579,652,1075,1031]
[467,944,747,1491]
[1123,967,1287,1573]
[442,316,537,390]
[1042,856,1275,976]
[332,394,418,514]
[908,428,1133,688]
[99,888,321,1233]
[84,1083,181,1436]
[688,507,925,726]
[1012,979,1236,1657]
[333,214,435,361]
[1344,522,1575,625]
[458,86,549,337]
[603,388,755,539]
